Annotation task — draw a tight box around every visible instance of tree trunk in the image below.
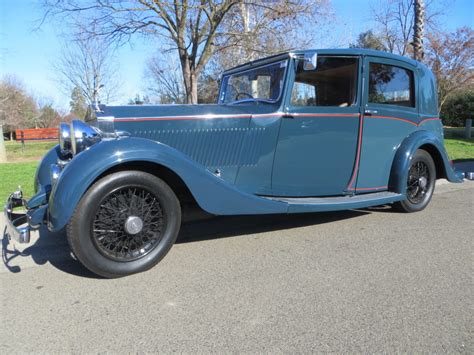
[183,73,198,104]
[0,125,7,163]
[180,55,199,104]
[413,0,425,61]
[190,73,198,104]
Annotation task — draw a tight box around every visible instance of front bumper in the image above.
[4,189,31,243]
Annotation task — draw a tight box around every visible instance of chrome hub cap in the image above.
[124,216,144,235]
[418,176,428,190]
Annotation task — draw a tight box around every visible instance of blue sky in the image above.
[1,0,473,111]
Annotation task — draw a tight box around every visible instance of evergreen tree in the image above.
[70,86,87,119]
[350,31,387,51]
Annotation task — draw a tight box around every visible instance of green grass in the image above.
[5,140,56,161]
[445,139,474,160]
[0,161,38,202]
[444,127,474,160]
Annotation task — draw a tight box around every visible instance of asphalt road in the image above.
[1,180,473,353]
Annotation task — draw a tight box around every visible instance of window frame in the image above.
[368,62,416,108]
[287,55,361,110]
[218,59,289,105]
[363,56,418,113]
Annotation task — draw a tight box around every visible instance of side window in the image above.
[291,82,317,106]
[368,63,415,107]
[291,56,358,107]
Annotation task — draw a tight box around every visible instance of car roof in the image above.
[222,48,420,75]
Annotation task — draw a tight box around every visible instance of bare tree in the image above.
[43,0,241,104]
[371,0,444,57]
[145,53,185,104]
[53,33,120,110]
[425,27,474,111]
[214,1,330,68]
[0,76,38,137]
[43,0,330,104]
[200,0,331,103]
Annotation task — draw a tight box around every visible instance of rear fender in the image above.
[389,130,463,194]
[48,138,287,231]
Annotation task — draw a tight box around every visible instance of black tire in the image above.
[393,149,436,213]
[67,171,181,278]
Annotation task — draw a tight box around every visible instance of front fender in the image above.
[48,138,287,231]
[389,130,463,193]
[27,144,61,209]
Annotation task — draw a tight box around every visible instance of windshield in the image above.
[219,60,287,104]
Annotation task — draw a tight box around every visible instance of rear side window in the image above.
[368,63,415,107]
[291,57,358,107]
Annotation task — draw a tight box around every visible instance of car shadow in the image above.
[176,209,370,244]
[1,225,99,278]
[2,209,371,278]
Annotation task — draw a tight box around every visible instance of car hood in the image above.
[97,103,277,121]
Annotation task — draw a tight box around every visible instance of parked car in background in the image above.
[5,49,464,278]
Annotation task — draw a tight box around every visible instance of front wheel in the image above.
[393,149,436,213]
[67,171,181,278]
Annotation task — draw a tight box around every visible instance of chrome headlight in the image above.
[70,119,102,155]
[59,122,71,154]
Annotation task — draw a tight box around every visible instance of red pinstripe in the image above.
[290,113,360,118]
[346,114,364,190]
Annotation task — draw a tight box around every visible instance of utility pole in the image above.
[413,0,425,61]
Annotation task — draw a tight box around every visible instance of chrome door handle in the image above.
[364,109,378,116]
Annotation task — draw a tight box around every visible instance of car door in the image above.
[354,56,419,193]
[271,55,362,197]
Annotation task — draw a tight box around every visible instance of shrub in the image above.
[441,90,474,127]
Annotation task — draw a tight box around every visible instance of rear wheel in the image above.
[67,171,181,278]
[394,149,436,213]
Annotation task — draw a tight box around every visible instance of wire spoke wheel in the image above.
[393,150,436,213]
[92,186,164,262]
[406,160,431,204]
[68,171,181,278]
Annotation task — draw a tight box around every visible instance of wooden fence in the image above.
[15,128,59,141]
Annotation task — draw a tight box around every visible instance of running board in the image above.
[263,191,404,213]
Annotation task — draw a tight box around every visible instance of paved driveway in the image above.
[1,181,473,352]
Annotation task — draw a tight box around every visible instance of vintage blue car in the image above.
[5,49,464,277]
